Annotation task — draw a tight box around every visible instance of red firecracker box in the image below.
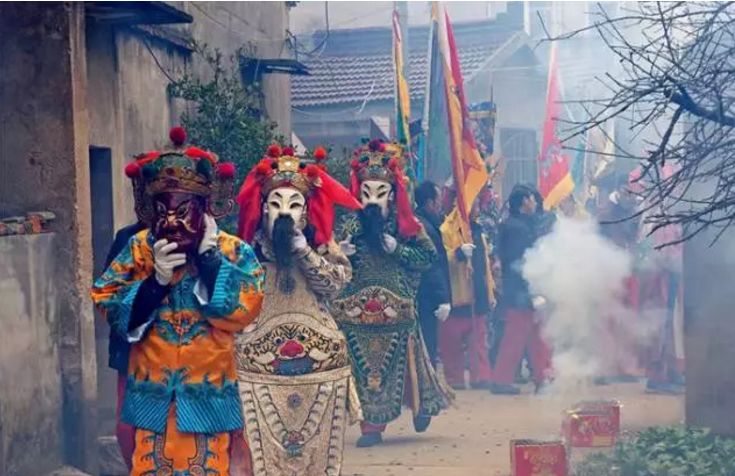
[510,439,568,476]
[562,400,621,447]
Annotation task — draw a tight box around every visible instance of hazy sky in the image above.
[289,1,507,34]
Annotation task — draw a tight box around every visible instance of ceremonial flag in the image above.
[538,42,574,209]
[393,7,411,149]
[425,2,488,239]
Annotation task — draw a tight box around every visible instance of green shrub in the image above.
[575,426,735,476]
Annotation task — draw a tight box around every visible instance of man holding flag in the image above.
[422,2,497,387]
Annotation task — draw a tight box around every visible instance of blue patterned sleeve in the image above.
[91,236,149,341]
[201,239,265,333]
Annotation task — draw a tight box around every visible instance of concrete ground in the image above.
[341,383,684,476]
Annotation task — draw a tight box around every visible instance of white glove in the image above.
[292,229,308,251]
[153,239,187,285]
[339,234,356,257]
[460,243,476,259]
[197,214,218,255]
[532,295,547,310]
[434,303,451,322]
[382,234,398,254]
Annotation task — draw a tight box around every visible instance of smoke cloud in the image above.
[522,216,660,394]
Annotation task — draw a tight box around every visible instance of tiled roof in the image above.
[292,19,522,108]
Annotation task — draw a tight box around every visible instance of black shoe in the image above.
[356,432,383,448]
[470,381,493,390]
[413,415,432,433]
[534,381,552,395]
[489,383,521,395]
[593,376,611,386]
[646,381,684,395]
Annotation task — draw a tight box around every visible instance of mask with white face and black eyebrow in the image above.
[359,180,393,218]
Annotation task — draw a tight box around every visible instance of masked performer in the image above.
[235,145,363,475]
[91,127,265,475]
[334,139,453,448]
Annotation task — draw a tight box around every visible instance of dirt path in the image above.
[342,383,684,476]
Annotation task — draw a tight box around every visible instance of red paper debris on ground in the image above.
[562,400,621,447]
[510,439,568,476]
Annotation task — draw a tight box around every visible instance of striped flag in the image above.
[393,7,411,149]
[425,2,488,239]
[538,42,574,209]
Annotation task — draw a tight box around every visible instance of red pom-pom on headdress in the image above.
[169,126,187,147]
[267,144,282,158]
[124,161,141,178]
[216,162,236,179]
[255,160,272,177]
[305,164,320,179]
[313,147,328,162]
[282,146,295,156]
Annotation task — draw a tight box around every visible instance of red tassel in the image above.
[184,146,216,164]
[237,169,264,243]
[282,146,295,156]
[350,169,361,201]
[393,170,421,238]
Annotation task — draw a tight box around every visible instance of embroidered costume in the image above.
[333,140,453,447]
[235,145,363,475]
[91,128,264,475]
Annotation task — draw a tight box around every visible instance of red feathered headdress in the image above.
[349,139,421,238]
[237,145,361,245]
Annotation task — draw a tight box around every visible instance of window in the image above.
[499,128,537,200]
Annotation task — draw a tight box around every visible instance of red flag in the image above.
[538,43,574,209]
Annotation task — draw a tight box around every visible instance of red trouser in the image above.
[361,421,387,435]
[439,316,493,386]
[492,309,551,384]
[116,373,135,470]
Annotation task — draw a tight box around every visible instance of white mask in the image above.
[263,187,306,235]
[360,180,393,217]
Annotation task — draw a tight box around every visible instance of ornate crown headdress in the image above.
[237,144,360,245]
[124,127,236,223]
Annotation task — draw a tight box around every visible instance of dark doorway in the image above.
[88,146,117,435]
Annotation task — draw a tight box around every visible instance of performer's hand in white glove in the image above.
[434,303,452,322]
[382,234,398,254]
[339,234,356,257]
[292,229,308,252]
[197,214,218,255]
[532,295,547,310]
[153,239,187,286]
[460,243,476,259]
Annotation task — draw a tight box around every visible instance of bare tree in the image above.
[545,2,735,243]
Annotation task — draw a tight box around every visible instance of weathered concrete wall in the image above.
[181,1,292,135]
[0,3,98,473]
[0,235,62,476]
[685,227,735,435]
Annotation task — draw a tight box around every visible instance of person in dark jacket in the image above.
[101,220,146,470]
[491,185,552,395]
[414,181,452,365]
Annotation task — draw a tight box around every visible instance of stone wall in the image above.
[0,3,98,473]
[0,235,62,476]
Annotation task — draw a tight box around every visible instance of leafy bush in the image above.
[575,426,735,476]
[168,44,281,233]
